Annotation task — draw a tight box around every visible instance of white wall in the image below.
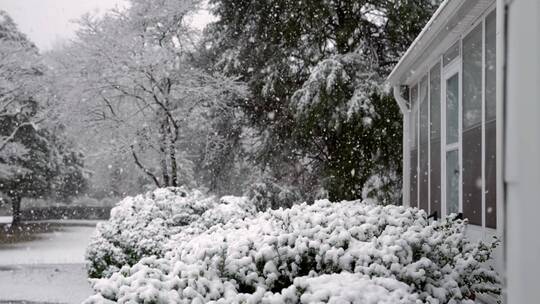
[505,0,540,303]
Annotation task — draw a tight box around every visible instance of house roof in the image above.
[386,0,495,86]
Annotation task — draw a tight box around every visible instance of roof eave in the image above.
[386,0,464,86]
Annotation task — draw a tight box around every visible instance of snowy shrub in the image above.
[85,200,500,303]
[85,187,253,278]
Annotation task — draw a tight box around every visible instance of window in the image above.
[429,63,441,216]
[462,23,483,225]
[445,73,460,215]
[485,9,497,228]
[446,73,459,145]
[446,149,460,214]
[407,8,497,227]
[463,24,483,129]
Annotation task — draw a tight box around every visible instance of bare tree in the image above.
[49,0,245,189]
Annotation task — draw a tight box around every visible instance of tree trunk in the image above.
[159,116,171,187]
[11,194,22,226]
[168,119,178,187]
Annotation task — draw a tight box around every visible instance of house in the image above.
[386,0,540,303]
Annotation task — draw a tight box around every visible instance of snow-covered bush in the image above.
[86,188,254,278]
[85,200,500,303]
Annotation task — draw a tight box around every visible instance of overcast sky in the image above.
[0,0,215,52]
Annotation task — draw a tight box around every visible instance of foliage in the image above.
[290,54,403,200]
[0,10,87,223]
[85,197,500,303]
[41,0,445,203]
[202,0,441,201]
[49,0,246,194]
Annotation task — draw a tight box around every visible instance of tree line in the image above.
[0,0,441,220]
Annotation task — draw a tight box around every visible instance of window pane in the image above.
[446,74,459,144]
[486,120,497,228]
[463,23,483,129]
[419,77,429,212]
[430,139,441,216]
[430,63,441,140]
[486,10,496,121]
[444,41,460,66]
[462,126,482,225]
[446,149,460,215]
[461,22,483,226]
[485,9,497,228]
[429,63,441,216]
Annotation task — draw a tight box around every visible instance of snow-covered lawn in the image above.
[0,216,12,225]
[0,223,97,264]
[0,221,99,303]
[85,188,501,304]
[0,263,93,303]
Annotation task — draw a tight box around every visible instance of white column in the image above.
[402,112,410,207]
[505,0,540,303]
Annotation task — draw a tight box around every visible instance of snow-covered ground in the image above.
[0,216,12,224]
[0,263,92,303]
[0,221,99,303]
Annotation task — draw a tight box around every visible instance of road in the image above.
[0,220,99,304]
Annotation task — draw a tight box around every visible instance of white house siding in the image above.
[504,0,540,303]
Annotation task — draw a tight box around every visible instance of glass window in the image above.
[446,74,459,144]
[462,126,482,225]
[443,41,460,66]
[462,22,483,226]
[419,77,429,212]
[463,23,483,129]
[429,63,441,216]
[485,10,497,228]
[462,23,483,225]
[486,10,497,121]
[446,149,460,215]
[430,64,441,140]
[485,121,497,227]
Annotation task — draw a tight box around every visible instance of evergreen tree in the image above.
[204,0,441,201]
[0,11,86,224]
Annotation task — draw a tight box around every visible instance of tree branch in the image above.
[0,121,34,152]
[130,144,161,187]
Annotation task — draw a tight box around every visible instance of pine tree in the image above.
[204,0,441,201]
